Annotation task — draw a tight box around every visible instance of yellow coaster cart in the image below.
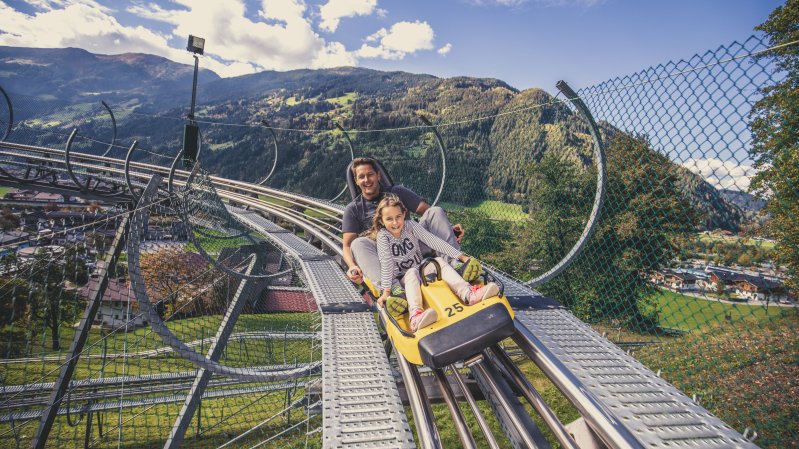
[376,258,516,369]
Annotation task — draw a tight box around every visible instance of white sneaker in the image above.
[468,282,500,305]
[410,308,438,331]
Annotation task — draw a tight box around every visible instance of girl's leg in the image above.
[434,257,472,302]
[403,268,438,331]
[435,256,500,305]
[402,269,424,312]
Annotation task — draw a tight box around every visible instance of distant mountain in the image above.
[719,189,766,213]
[200,66,438,104]
[0,45,745,230]
[0,46,219,113]
[675,167,744,231]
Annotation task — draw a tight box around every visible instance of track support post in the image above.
[31,209,131,449]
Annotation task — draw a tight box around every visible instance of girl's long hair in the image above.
[369,193,408,239]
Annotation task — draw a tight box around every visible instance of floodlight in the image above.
[187,35,205,55]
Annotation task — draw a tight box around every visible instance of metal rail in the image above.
[471,354,550,449]
[489,345,580,449]
[433,368,477,449]
[397,352,442,449]
[513,320,644,449]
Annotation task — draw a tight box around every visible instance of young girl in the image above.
[372,194,499,332]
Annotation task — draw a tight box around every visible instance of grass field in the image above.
[653,289,792,332]
[285,95,321,106]
[325,92,357,106]
[0,313,319,385]
[637,314,797,449]
[0,308,321,449]
[696,232,776,251]
[0,384,319,449]
[441,199,528,221]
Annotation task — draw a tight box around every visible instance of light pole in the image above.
[183,35,205,167]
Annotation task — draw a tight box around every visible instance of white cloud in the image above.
[437,43,452,56]
[683,158,757,192]
[319,0,378,33]
[0,1,172,57]
[0,0,441,77]
[357,20,434,60]
[311,41,358,67]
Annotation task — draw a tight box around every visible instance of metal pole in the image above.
[99,101,117,157]
[164,252,261,449]
[417,115,447,207]
[449,366,502,449]
[330,123,355,202]
[0,84,14,141]
[471,357,546,449]
[257,121,279,186]
[526,80,606,288]
[189,55,199,121]
[31,212,131,449]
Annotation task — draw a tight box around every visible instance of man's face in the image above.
[354,164,381,199]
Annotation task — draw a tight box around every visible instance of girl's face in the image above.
[381,205,405,237]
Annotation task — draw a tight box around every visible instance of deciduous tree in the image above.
[750,0,799,291]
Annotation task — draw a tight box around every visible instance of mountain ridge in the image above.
[0,45,745,231]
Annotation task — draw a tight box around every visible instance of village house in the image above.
[0,230,30,257]
[703,266,741,292]
[79,276,148,329]
[704,266,791,303]
[19,210,48,230]
[32,192,65,203]
[650,268,706,291]
[733,276,789,303]
[4,189,37,201]
[17,245,66,261]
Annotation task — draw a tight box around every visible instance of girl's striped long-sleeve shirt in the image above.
[376,220,463,290]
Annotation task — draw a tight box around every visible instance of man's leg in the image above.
[350,236,382,288]
[417,206,460,255]
[417,207,481,283]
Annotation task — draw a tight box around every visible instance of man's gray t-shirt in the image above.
[342,186,422,235]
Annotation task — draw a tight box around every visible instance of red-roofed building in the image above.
[32,192,64,203]
[79,277,147,329]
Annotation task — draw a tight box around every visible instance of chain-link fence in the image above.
[569,35,797,448]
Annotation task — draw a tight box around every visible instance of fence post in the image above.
[31,207,133,449]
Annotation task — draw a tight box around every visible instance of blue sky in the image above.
[0,0,784,92]
[0,0,783,190]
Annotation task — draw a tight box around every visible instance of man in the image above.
[342,157,473,293]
